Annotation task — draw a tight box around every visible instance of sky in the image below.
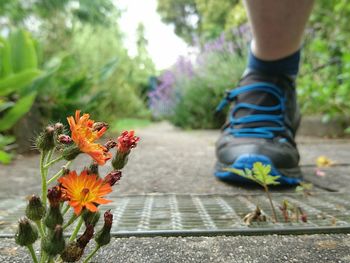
[116,0,191,70]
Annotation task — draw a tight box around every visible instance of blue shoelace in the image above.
[216,82,286,139]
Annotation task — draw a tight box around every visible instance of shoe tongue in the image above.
[233,74,283,129]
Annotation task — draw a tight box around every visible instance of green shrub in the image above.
[38,25,153,124]
[69,25,151,122]
[149,41,244,129]
[297,0,350,123]
[172,52,244,129]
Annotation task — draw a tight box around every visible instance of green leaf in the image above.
[0,92,37,132]
[65,76,87,98]
[253,162,271,178]
[0,37,13,77]
[0,150,12,164]
[0,101,15,112]
[9,30,38,72]
[225,162,280,187]
[0,69,41,96]
[0,135,15,148]
[224,167,246,176]
[252,162,280,186]
[264,175,281,185]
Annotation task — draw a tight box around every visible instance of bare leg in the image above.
[243,0,314,60]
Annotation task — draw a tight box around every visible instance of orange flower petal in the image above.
[85,202,98,212]
[73,204,83,215]
[59,170,113,215]
[67,110,110,165]
[94,198,112,205]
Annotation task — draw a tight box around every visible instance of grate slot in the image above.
[192,196,217,229]
[214,196,246,228]
[137,196,154,231]
[169,194,182,230]
[112,198,130,229]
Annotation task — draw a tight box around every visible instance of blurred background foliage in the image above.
[0,29,42,163]
[0,0,155,163]
[1,0,350,163]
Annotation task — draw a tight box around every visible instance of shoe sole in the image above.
[214,154,302,185]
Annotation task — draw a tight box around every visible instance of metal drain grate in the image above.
[1,193,350,237]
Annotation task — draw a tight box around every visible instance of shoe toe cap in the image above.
[216,135,299,169]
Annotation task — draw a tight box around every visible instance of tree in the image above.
[0,0,118,58]
[0,0,115,27]
[156,0,246,43]
[157,0,199,44]
[132,23,157,98]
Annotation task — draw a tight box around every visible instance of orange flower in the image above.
[58,170,112,215]
[67,110,112,165]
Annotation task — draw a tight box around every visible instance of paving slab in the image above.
[1,122,350,262]
[1,122,350,197]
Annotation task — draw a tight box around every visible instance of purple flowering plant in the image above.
[149,24,251,128]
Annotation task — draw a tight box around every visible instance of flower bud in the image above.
[117,130,139,154]
[25,195,46,221]
[42,225,65,256]
[60,225,94,262]
[103,171,122,186]
[86,162,99,175]
[299,207,307,223]
[54,122,64,134]
[82,210,100,227]
[104,140,117,151]
[92,122,109,132]
[57,183,70,202]
[60,242,83,262]
[36,125,55,152]
[301,214,307,223]
[15,217,38,246]
[44,206,63,229]
[77,224,94,248]
[95,210,113,247]
[62,167,70,176]
[47,187,61,206]
[47,187,62,208]
[111,152,128,170]
[58,134,73,144]
[63,145,81,161]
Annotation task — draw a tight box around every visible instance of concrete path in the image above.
[1,122,350,262]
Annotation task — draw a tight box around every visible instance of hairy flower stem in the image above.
[47,161,72,185]
[62,204,70,216]
[69,217,84,242]
[39,152,49,262]
[83,245,100,263]
[35,220,45,238]
[39,250,48,263]
[44,156,64,169]
[46,149,54,164]
[46,170,63,185]
[27,244,39,263]
[40,152,47,208]
[264,186,278,223]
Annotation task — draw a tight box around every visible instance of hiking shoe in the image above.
[214,70,302,185]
